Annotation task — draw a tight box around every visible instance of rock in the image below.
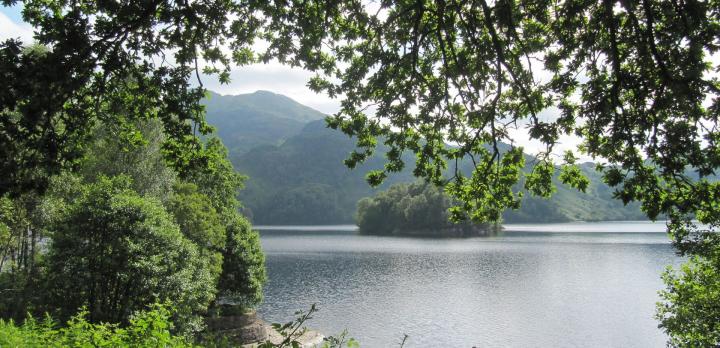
[206,311,268,344]
[206,311,325,347]
[261,323,325,348]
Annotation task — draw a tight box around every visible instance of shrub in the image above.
[0,305,193,347]
[44,176,215,335]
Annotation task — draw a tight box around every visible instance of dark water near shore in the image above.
[257,221,679,347]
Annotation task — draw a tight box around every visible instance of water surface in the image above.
[258,221,679,347]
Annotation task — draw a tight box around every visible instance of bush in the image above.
[657,253,720,347]
[0,305,193,347]
[44,176,215,335]
[216,213,266,313]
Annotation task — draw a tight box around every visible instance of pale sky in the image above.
[0,4,587,160]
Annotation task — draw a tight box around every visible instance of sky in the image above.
[0,4,586,160]
[0,4,342,114]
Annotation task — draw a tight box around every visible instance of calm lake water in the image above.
[257,221,680,347]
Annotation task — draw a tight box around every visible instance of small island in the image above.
[356,182,499,237]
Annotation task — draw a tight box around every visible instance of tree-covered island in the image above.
[357,182,499,237]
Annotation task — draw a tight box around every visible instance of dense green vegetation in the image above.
[2,0,720,345]
[0,305,193,347]
[357,182,498,237]
[0,113,265,339]
[45,176,215,333]
[657,254,720,347]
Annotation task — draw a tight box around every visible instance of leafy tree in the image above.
[357,182,497,237]
[168,136,267,315]
[44,176,214,335]
[0,172,80,320]
[0,196,17,272]
[216,212,266,314]
[181,137,246,218]
[165,182,225,283]
[81,118,176,201]
[657,254,720,347]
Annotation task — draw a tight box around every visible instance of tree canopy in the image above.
[356,181,498,237]
[45,176,215,334]
[2,0,717,243]
[0,111,265,337]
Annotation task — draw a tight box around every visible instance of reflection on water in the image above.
[257,222,680,347]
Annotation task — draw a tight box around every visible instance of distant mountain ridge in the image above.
[204,90,646,224]
[203,91,325,154]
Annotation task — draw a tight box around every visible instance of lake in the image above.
[256,221,680,347]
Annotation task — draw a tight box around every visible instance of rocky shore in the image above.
[206,312,325,347]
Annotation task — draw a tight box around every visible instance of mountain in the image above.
[232,120,417,224]
[203,90,646,224]
[503,162,646,223]
[231,122,645,224]
[203,91,325,154]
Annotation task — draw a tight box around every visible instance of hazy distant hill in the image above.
[232,120,417,224]
[204,90,646,224]
[231,122,645,224]
[503,162,646,223]
[203,91,325,154]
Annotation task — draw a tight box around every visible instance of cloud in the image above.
[0,11,33,43]
[0,7,584,159]
[200,62,341,114]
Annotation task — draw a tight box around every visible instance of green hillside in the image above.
[230,122,646,224]
[204,90,646,224]
[503,162,646,223]
[232,121,417,224]
[203,91,325,154]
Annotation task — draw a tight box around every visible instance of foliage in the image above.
[258,304,359,348]
[181,137,246,219]
[0,304,193,347]
[356,181,497,237]
[3,0,720,343]
[321,330,360,348]
[0,118,266,336]
[166,182,226,280]
[44,176,215,335]
[216,212,266,313]
[0,172,80,320]
[81,118,177,201]
[0,0,356,197]
[170,135,267,315]
[657,254,720,347]
[258,305,318,348]
[231,119,645,225]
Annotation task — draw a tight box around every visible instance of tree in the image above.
[81,118,177,201]
[44,176,215,335]
[356,182,497,237]
[165,182,226,280]
[0,172,79,320]
[3,0,716,239]
[180,137,246,218]
[3,0,720,343]
[656,255,720,347]
[216,212,266,314]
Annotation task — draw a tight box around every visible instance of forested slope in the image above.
[205,92,646,224]
[203,91,325,155]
